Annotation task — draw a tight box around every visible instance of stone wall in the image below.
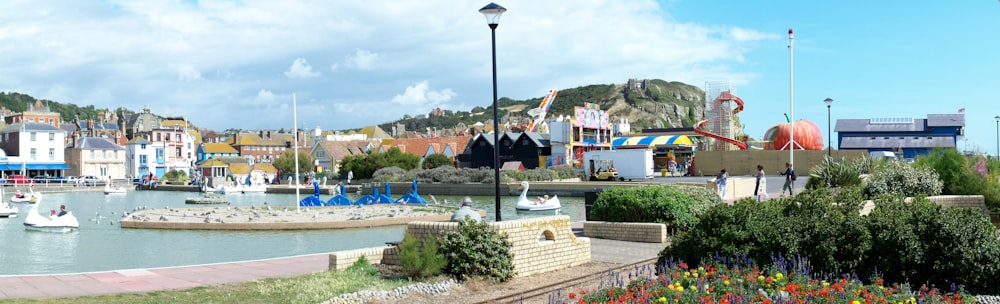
[582,222,668,243]
[328,215,591,277]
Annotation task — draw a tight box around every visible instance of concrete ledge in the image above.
[120,213,459,230]
[328,246,395,271]
[582,221,668,243]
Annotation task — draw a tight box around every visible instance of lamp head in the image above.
[824,98,833,106]
[479,3,506,27]
[995,115,1000,122]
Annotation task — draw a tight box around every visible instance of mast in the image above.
[293,94,301,212]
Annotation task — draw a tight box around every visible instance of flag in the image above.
[958,108,966,113]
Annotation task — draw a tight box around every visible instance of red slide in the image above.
[694,91,748,150]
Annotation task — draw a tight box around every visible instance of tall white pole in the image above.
[293,93,300,212]
[788,28,795,167]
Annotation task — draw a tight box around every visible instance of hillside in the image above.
[381,79,707,134]
[0,92,135,124]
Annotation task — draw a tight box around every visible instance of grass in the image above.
[0,266,414,304]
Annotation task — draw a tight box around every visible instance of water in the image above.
[0,189,583,275]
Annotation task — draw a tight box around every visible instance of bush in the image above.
[659,188,870,275]
[346,255,379,277]
[864,161,942,198]
[438,218,515,282]
[163,169,189,184]
[372,166,409,182]
[589,185,722,233]
[503,168,558,182]
[805,156,863,189]
[422,153,453,169]
[548,165,583,180]
[913,148,965,194]
[863,196,1000,293]
[399,233,446,279]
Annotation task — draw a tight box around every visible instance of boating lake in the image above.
[0,188,584,276]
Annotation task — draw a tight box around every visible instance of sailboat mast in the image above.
[293,94,301,212]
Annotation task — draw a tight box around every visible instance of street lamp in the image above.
[480,2,506,222]
[824,98,833,157]
[995,115,999,159]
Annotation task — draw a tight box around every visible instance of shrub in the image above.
[863,196,1000,294]
[163,169,190,184]
[805,156,862,189]
[589,185,722,233]
[659,189,870,275]
[438,218,515,282]
[399,233,446,279]
[913,148,965,194]
[346,255,379,277]
[548,165,583,180]
[372,166,409,182]
[422,153,453,169]
[864,161,942,198]
[503,168,558,182]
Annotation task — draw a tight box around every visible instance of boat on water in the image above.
[11,188,39,204]
[0,187,18,217]
[515,181,561,211]
[104,184,127,194]
[23,199,79,232]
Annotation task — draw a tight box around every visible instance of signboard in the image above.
[573,103,609,130]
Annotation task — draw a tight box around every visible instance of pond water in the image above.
[0,189,584,275]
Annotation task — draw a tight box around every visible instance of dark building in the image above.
[461,132,551,169]
[835,114,964,159]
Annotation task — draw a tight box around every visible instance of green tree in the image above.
[273,150,314,179]
[422,153,453,169]
[339,147,420,179]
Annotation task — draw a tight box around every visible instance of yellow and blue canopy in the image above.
[612,135,694,149]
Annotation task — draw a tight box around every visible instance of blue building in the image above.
[834,114,964,159]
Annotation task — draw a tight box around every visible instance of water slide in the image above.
[694,91,749,150]
[525,89,558,132]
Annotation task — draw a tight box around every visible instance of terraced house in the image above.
[226,130,306,164]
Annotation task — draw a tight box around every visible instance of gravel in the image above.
[319,279,460,304]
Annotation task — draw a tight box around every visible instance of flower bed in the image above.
[562,257,971,304]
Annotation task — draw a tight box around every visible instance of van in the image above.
[868,151,897,161]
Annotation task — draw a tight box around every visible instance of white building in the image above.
[124,137,156,179]
[0,123,70,177]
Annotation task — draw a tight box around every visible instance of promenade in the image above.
[0,221,665,300]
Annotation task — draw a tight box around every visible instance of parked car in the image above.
[67,176,103,186]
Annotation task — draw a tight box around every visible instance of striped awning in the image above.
[612,135,694,149]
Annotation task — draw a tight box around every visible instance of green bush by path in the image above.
[399,233,446,279]
[589,184,722,233]
[658,190,1000,294]
[914,149,1000,211]
[438,218,515,282]
[864,161,942,198]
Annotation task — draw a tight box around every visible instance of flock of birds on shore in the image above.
[111,203,427,225]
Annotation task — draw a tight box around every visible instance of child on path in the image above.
[716,169,728,199]
[779,162,796,196]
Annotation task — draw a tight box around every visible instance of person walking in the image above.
[779,162,797,196]
[715,169,728,199]
[754,164,768,202]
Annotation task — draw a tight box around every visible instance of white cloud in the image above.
[346,49,380,71]
[391,81,455,107]
[284,58,320,79]
[174,64,202,81]
[257,89,275,101]
[728,27,780,41]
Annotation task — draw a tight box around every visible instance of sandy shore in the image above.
[119,204,463,230]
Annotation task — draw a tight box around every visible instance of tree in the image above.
[339,147,420,179]
[273,150,314,180]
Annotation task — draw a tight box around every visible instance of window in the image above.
[90,150,95,158]
[165,133,170,141]
[102,150,107,159]
[48,133,54,142]
[176,147,181,157]
[141,144,147,149]
[100,167,108,176]
[156,133,161,141]
[30,132,37,141]
[115,151,119,159]
[30,148,37,161]
[140,155,148,164]
[49,148,55,161]
[48,119,54,124]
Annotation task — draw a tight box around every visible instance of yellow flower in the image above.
[822,281,830,287]
[775,273,783,280]
[684,272,690,278]
[757,275,765,281]
[693,272,699,278]
[658,297,667,303]
[677,286,684,291]
[852,300,861,304]
[698,266,705,272]
[723,279,730,285]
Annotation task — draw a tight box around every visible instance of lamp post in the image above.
[824,98,833,157]
[995,115,999,159]
[480,2,506,221]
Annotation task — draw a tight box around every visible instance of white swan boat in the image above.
[515,181,561,211]
[104,184,127,194]
[11,189,39,203]
[23,200,79,232]
[0,187,17,217]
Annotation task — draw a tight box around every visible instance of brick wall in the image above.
[328,215,591,277]
[582,222,667,243]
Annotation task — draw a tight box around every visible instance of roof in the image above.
[835,113,965,133]
[0,123,63,133]
[379,135,473,157]
[229,163,250,174]
[926,114,964,127]
[251,163,277,173]
[315,139,374,161]
[80,121,120,131]
[839,136,956,149]
[126,137,152,145]
[500,161,524,171]
[228,132,286,147]
[201,143,238,154]
[196,156,247,166]
[612,135,694,149]
[356,125,392,140]
[70,137,124,150]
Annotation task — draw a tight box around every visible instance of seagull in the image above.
[429,194,439,205]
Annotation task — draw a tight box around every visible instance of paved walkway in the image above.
[0,221,668,300]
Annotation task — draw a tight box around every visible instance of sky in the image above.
[1,1,999,155]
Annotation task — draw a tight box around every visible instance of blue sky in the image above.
[0,1,998,154]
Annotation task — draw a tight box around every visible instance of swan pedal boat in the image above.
[0,202,17,217]
[23,201,79,232]
[515,181,561,211]
[11,191,38,203]
[104,184,127,194]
